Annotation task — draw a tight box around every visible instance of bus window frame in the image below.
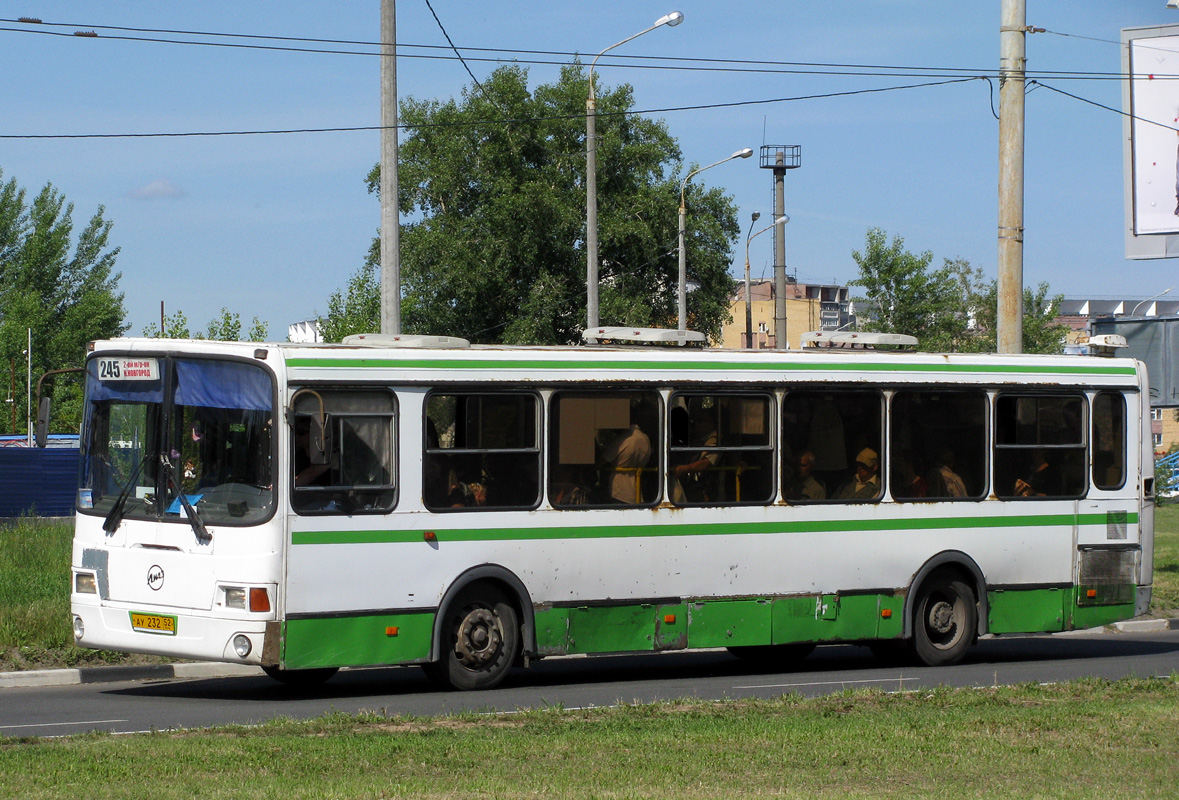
[993,391,1089,501]
[289,386,399,516]
[780,387,885,505]
[668,389,777,507]
[423,389,543,513]
[547,388,663,510]
[888,387,990,503]
[1091,391,1128,492]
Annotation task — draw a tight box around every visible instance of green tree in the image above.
[851,228,1066,354]
[850,228,980,352]
[0,170,127,435]
[325,64,739,344]
[965,281,1068,355]
[142,308,268,342]
[321,264,379,343]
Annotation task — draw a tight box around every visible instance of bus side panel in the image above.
[281,612,434,671]
[987,587,1066,633]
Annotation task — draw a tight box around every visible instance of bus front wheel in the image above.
[426,585,519,691]
[912,573,977,667]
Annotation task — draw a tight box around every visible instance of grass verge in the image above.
[1,678,1177,799]
[0,518,173,671]
[1151,504,1179,615]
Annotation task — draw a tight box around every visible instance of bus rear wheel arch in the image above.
[424,582,521,691]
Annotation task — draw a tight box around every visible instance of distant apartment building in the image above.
[720,279,854,350]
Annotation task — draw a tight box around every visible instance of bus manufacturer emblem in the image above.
[147,565,165,591]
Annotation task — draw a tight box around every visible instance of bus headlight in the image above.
[232,634,252,658]
[224,587,247,609]
[73,616,85,641]
[75,573,97,594]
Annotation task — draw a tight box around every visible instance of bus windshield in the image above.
[78,355,275,526]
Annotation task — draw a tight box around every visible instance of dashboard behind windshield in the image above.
[79,355,275,526]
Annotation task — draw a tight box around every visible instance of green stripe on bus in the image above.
[291,511,1135,546]
[285,356,1136,377]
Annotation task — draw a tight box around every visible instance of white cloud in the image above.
[128,179,185,200]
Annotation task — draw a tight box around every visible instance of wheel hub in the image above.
[928,599,956,635]
[454,607,502,669]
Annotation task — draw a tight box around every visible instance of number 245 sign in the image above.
[96,358,159,381]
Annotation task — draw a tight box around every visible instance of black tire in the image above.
[261,665,339,686]
[727,642,816,664]
[912,573,977,667]
[425,585,520,691]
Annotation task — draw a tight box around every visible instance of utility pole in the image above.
[760,146,800,350]
[380,0,401,335]
[997,0,1026,354]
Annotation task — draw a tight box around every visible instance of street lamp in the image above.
[586,11,684,331]
[1130,286,1173,316]
[744,215,788,349]
[677,147,753,330]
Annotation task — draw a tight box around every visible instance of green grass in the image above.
[1,679,1177,799]
[1151,504,1179,615]
[0,518,74,650]
[0,519,171,670]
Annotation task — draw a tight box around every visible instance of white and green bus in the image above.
[69,333,1155,689]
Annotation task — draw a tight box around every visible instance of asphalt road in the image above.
[3,630,1178,739]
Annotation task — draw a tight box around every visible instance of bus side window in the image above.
[291,390,397,515]
[549,391,661,508]
[1091,393,1126,491]
[424,392,540,511]
[995,394,1086,500]
[781,390,882,503]
[668,393,774,506]
[890,391,987,501]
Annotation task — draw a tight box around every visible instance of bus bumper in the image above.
[71,596,269,666]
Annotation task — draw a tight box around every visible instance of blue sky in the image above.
[4,1,1178,339]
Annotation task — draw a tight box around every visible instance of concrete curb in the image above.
[0,662,263,690]
[1111,617,1179,633]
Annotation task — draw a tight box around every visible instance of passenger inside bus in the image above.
[833,447,880,500]
[784,450,827,500]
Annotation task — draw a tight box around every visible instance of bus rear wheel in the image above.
[426,585,519,691]
[261,665,339,686]
[912,573,977,667]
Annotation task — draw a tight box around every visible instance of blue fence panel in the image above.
[0,448,80,517]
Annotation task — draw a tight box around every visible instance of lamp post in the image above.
[744,215,788,349]
[586,11,683,332]
[677,147,753,330]
[1130,286,1173,316]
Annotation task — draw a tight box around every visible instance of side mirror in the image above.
[35,396,51,448]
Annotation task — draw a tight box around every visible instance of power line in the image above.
[0,77,980,140]
[0,18,1156,81]
[1031,80,1179,133]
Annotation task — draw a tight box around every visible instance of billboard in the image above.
[1090,316,1179,408]
[1124,26,1179,258]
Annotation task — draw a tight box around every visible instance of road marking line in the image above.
[0,719,128,730]
[733,677,908,690]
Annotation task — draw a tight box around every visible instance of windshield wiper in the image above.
[161,454,212,544]
[102,457,149,534]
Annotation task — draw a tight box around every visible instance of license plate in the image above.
[129,612,177,635]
